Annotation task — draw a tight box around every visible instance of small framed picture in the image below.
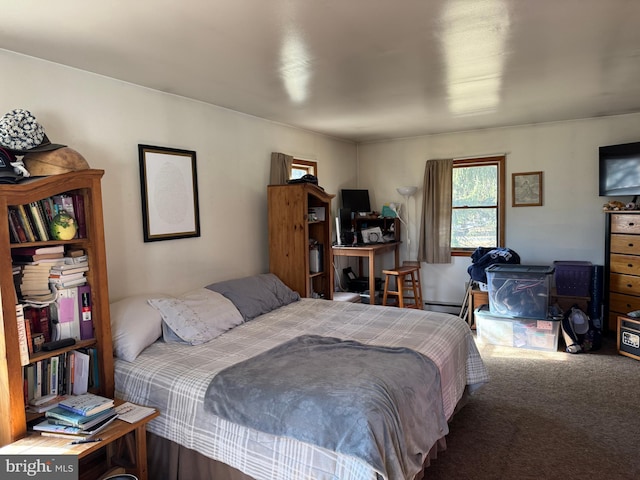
[139,145,200,242]
[512,171,543,207]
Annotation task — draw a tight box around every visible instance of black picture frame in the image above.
[138,144,200,242]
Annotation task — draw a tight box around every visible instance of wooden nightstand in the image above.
[467,287,489,329]
[0,401,159,480]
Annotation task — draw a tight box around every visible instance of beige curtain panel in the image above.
[418,158,453,264]
[269,152,293,185]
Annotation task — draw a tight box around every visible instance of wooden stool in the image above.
[382,265,423,309]
[402,261,423,307]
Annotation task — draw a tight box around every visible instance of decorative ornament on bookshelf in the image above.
[50,212,77,240]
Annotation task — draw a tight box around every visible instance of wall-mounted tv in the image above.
[341,189,371,213]
[599,141,640,197]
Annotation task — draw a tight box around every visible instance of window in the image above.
[290,159,317,179]
[451,156,505,255]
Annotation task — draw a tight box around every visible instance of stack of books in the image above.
[33,393,117,439]
[49,250,89,290]
[12,245,67,303]
[49,264,88,289]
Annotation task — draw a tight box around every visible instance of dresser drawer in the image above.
[611,214,640,234]
[609,292,640,314]
[610,273,640,295]
[610,254,640,275]
[611,234,640,255]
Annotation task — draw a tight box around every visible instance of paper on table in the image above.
[115,402,156,423]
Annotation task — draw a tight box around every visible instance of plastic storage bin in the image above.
[475,306,560,352]
[486,264,554,319]
[553,261,592,297]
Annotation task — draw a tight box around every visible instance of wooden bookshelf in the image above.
[0,169,114,446]
[268,183,335,299]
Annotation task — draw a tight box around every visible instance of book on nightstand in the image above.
[58,392,114,416]
[34,410,118,438]
[46,405,116,428]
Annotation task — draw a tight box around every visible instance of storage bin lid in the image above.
[485,264,554,274]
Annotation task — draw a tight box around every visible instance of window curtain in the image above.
[418,159,453,264]
[269,152,293,185]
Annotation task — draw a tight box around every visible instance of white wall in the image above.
[0,50,357,300]
[5,49,640,307]
[358,114,640,306]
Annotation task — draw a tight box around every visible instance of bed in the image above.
[111,274,489,480]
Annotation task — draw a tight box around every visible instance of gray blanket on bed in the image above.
[203,334,448,479]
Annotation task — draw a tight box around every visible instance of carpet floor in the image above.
[425,334,640,480]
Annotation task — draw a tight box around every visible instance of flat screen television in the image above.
[599,141,640,197]
[341,189,371,213]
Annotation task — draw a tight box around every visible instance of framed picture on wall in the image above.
[512,171,543,207]
[139,144,200,242]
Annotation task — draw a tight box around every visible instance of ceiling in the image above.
[2,0,640,143]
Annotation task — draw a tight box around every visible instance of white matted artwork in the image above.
[139,144,200,242]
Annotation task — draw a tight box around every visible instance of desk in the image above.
[332,242,400,302]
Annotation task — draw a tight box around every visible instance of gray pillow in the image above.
[206,273,300,321]
[148,288,244,345]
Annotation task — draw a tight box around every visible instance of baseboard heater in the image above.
[423,300,462,314]
[423,300,462,308]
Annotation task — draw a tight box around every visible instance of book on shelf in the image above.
[20,259,67,267]
[25,306,52,343]
[40,197,56,227]
[27,394,67,414]
[49,355,59,396]
[8,206,28,243]
[86,347,99,389]
[71,193,86,238]
[19,285,52,297]
[23,314,33,355]
[71,350,89,395]
[13,252,64,263]
[50,287,81,341]
[49,276,87,289]
[49,261,89,274]
[49,271,86,281]
[28,201,49,241]
[15,304,30,366]
[15,204,37,242]
[13,245,65,256]
[78,284,93,340]
[58,393,115,417]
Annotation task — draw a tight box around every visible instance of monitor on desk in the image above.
[341,189,371,214]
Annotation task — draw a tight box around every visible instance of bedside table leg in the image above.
[133,424,149,480]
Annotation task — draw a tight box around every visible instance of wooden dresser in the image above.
[605,211,640,333]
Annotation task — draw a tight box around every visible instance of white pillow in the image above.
[148,288,243,346]
[110,294,169,362]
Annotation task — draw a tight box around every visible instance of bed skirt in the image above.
[146,432,447,480]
